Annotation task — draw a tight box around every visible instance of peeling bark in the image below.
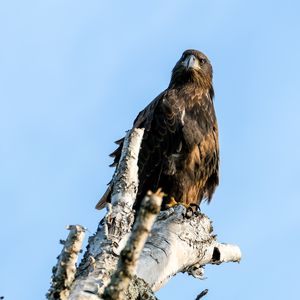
[136,206,241,291]
[68,129,145,300]
[47,225,86,300]
[49,128,242,300]
[103,191,163,300]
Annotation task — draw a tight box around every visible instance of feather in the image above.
[96,49,219,211]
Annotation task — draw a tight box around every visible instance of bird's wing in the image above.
[134,90,184,204]
[96,90,183,209]
[181,90,219,203]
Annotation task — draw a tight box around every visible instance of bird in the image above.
[96,49,219,212]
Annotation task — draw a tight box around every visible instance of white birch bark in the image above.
[47,225,86,300]
[136,206,241,291]
[102,191,163,300]
[49,128,242,300]
[68,129,145,300]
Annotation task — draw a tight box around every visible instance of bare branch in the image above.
[68,129,144,300]
[47,225,86,300]
[195,289,208,300]
[136,206,242,291]
[103,191,163,300]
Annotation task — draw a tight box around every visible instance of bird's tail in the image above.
[95,185,112,210]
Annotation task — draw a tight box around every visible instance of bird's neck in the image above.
[169,77,212,91]
[171,82,213,96]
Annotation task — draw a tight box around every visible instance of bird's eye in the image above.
[199,58,206,64]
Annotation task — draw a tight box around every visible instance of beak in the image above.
[182,54,200,70]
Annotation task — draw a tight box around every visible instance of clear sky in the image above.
[1,1,300,299]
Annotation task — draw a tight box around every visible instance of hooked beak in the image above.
[182,54,200,70]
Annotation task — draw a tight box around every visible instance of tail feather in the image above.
[95,185,112,210]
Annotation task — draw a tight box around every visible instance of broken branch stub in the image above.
[47,225,86,300]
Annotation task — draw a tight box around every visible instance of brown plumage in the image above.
[96,49,219,211]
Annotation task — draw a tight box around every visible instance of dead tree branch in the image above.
[48,128,242,299]
[67,129,145,300]
[195,289,208,300]
[47,225,86,300]
[136,206,241,291]
[102,191,162,300]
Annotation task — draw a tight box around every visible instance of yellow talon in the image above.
[165,197,178,208]
[181,202,191,209]
[165,197,198,210]
[165,197,191,209]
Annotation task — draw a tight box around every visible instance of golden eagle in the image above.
[96,49,219,211]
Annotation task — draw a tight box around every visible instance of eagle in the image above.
[96,49,219,211]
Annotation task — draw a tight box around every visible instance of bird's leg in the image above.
[164,196,179,209]
[165,196,194,209]
[164,197,200,217]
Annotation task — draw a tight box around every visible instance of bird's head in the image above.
[169,50,213,89]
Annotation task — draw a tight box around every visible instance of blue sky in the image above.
[1,1,300,299]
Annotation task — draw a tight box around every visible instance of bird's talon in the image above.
[165,197,179,209]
